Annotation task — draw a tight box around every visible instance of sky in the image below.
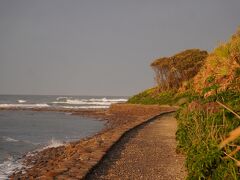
[0,0,240,96]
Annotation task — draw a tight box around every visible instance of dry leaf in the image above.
[219,127,240,149]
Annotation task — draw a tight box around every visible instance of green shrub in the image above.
[176,90,240,179]
[129,27,240,179]
[206,75,215,83]
[214,44,231,59]
[127,88,175,105]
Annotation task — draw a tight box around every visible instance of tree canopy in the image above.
[151,49,208,91]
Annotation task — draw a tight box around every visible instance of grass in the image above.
[176,90,240,179]
[127,87,175,105]
[194,28,240,94]
[128,88,240,179]
[127,27,240,179]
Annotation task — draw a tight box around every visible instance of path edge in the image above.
[83,110,177,179]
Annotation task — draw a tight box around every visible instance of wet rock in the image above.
[10,104,176,179]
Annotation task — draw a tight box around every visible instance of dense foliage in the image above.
[151,49,207,91]
[127,87,174,105]
[128,27,240,179]
[176,90,240,179]
[194,28,240,95]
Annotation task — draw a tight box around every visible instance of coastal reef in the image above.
[10,104,175,179]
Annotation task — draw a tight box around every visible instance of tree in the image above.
[151,49,208,91]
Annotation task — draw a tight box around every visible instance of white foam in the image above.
[52,100,112,106]
[1,136,40,146]
[85,98,127,102]
[59,105,109,109]
[40,138,64,151]
[2,136,19,142]
[0,104,49,109]
[52,97,127,106]
[17,100,26,103]
[0,98,127,110]
[46,138,64,148]
[56,97,68,101]
[64,112,73,115]
[0,156,23,180]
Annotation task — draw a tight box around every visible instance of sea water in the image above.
[0,95,127,109]
[0,95,127,179]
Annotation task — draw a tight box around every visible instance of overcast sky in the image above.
[0,0,239,96]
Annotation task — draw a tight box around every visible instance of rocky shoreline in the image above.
[9,104,177,179]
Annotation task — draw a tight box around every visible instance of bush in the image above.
[127,88,175,105]
[194,29,240,93]
[176,90,240,179]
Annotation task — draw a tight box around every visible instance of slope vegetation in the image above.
[128,28,240,179]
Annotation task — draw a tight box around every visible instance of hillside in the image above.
[128,49,208,105]
[128,28,240,179]
[151,49,208,91]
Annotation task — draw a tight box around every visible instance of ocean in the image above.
[0,95,127,109]
[0,95,127,179]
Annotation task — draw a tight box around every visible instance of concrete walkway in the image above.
[85,113,186,180]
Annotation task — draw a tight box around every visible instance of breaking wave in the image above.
[56,97,68,101]
[52,100,112,106]
[41,138,64,150]
[0,104,50,108]
[0,96,128,110]
[0,138,65,179]
[52,97,127,106]
[87,98,127,102]
[59,105,109,109]
[2,136,19,143]
[17,100,26,103]
[0,156,23,180]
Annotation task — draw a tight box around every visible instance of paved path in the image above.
[85,113,186,180]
